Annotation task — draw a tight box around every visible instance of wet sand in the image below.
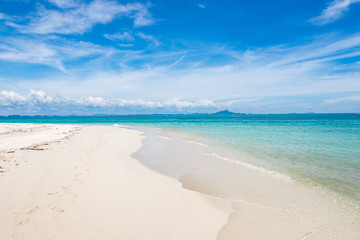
[135,128,360,240]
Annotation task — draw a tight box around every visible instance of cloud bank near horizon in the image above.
[0,90,359,115]
[0,90,218,115]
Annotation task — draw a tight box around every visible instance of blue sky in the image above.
[0,0,360,115]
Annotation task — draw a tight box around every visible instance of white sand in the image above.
[0,123,78,151]
[0,124,231,240]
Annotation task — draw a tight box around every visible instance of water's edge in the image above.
[129,125,360,239]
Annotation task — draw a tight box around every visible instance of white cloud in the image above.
[0,12,11,20]
[80,96,107,107]
[115,98,214,109]
[168,55,185,68]
[0,91,26,106]
[132,4,154,27]
[6,33,359,103]
[0,90,217,114]
[28,90,54,104]
[19,0,154,34]
[105,31,134,41]
[48,0,80,8]
[0,36,114,71]
[1,28,360,113]
[0,38,65,71]
[322,95,360,104]
[164,98,215,108]
[137,32,160,47]
[311,0,360,25]
[198,4,205,9]
[0,90,53,106]
[118,43,135,47]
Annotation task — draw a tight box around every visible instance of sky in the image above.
[0,0,359,115]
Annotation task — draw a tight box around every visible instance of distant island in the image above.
[212,110,239,115]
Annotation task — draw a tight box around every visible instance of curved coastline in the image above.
[132,125,360,239]
[1,122,359,239]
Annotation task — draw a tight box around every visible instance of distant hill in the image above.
[212,110,238,115]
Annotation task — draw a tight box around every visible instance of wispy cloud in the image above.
[118,43,135,47]
[311,0,360,25]
[16,0,154,34]
[105,31,134,41]
[0,38,65,71]
[48,0,80,9]
[137,32,160,47]
[0,12,11,20]
[322,95,360,104]
[168,55,185,68]
[1,5,360,113]
[2,32,360,103]
[0,36,114,71]
[198,4,205,9]
[250,33,360,69]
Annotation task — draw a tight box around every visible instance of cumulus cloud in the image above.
[0,90,53,106]
[0,90,217,115]
[80,96,107,107]
[19,0,154,34]
[28,90,54,104]
[311,0,360,25]
[0,90,26,106]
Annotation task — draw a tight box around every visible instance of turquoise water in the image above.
[1,113,359,203]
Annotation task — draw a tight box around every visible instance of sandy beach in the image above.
[0,124,231,240]
[1,123,360,240]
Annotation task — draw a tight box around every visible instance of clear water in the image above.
[1,113,359,203]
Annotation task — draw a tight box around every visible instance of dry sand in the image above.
[0,124,231,240]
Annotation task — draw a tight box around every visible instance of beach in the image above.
[0,124,230,240]
[0,123,360,240]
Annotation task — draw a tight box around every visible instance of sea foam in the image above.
[207,152,295,182]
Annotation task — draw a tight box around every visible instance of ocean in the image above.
[1,113,359,206]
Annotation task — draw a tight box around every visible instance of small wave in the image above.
[183,140,209,147]
[207,152,295,182]
[157,135,173,141]
[113,124,128,128]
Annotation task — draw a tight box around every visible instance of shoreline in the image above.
[133,126,360,239]
[0,123,231,240]
[1,123,360,239]
[134,125,360,209]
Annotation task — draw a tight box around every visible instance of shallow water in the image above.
[1,113,359,204]
[132,126,360,239]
